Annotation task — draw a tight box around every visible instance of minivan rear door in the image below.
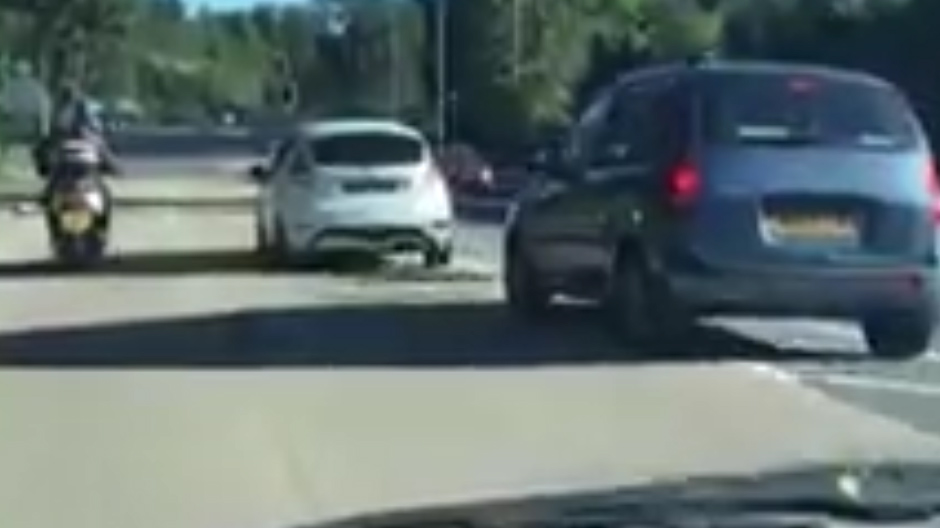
[690,70,935,270]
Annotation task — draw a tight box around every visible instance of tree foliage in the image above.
[1,0,939,152]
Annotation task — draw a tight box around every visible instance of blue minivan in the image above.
[505,58,940,359]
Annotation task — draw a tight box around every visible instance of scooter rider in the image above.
[33,81,120,245]
[33,80,120,180]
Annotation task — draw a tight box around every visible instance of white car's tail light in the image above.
[425,164,445,187]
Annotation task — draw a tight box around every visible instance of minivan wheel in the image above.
[862,313,934,360]
[605,255,689,351]
[504,239,551,319]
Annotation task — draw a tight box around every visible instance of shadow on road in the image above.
[0,250,262,277]
[0,302,862,368]
[0,250,491,281]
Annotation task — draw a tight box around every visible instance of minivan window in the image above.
[284,146,310,175]
[312,133,424,166]
[701,73,919,150]
[605,80,689,166]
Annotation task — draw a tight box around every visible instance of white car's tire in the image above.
[423,244,452,269]
[265,221,294,268]
[254,219,269,255]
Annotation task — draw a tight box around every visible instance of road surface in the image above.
[0,127,938,528]
[86,125,940,438]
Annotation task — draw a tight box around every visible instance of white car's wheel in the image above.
[265,220,294,268]
[423,244,452,269]
[254,219,269,255]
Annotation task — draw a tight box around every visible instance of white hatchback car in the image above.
[251,119,454,267]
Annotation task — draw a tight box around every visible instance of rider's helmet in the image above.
[57,79,80,102]
[53,80,103,138]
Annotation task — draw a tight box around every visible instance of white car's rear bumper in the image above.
[283,192,454,254]
[307,222,453,254]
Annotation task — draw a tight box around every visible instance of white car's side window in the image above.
[269,140,293,174]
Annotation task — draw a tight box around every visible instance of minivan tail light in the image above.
[924,158,940,225]
[668,161,700,209]
[927,159,940,224]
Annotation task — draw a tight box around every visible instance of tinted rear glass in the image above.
[312,133,424,165]
[701,72,920,149]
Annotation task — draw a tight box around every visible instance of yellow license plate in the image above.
[59,210,93,234]
[765,214,857,240]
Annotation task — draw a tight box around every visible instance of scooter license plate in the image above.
[59,210,93,234]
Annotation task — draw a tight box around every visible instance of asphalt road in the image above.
[0,126,938,528]
[100,126,940,437]
[448,226,940,439]
[3,207,940,527]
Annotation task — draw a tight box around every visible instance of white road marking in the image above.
[742,362,803,386]
[10,202,38,215]
[744,352,940,397]
[725,319,860,343]
[455,254,497,275]
[800,372,940,398]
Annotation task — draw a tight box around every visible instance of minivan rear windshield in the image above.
[701,72,920,149]
[312,133,424,166]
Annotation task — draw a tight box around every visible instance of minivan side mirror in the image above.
[528,143,571,172]
[527,146,583,183]
[526,149,553,172]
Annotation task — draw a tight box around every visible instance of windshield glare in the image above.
[701,74,920,149]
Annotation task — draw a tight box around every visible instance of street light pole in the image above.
[387,0,397,112]
[512,0,520,80]
[435,0,447,144]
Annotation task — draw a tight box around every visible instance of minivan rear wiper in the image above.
[735,132,823,147]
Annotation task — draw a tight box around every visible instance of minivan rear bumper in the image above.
[666,265,940,319]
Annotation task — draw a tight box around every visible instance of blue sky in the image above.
[186,0,302,11]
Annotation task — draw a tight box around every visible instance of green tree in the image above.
[640,0,725,58]
[18,0,137,88]
[447,0,605,151]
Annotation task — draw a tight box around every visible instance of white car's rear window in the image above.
[312,133,424,166]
